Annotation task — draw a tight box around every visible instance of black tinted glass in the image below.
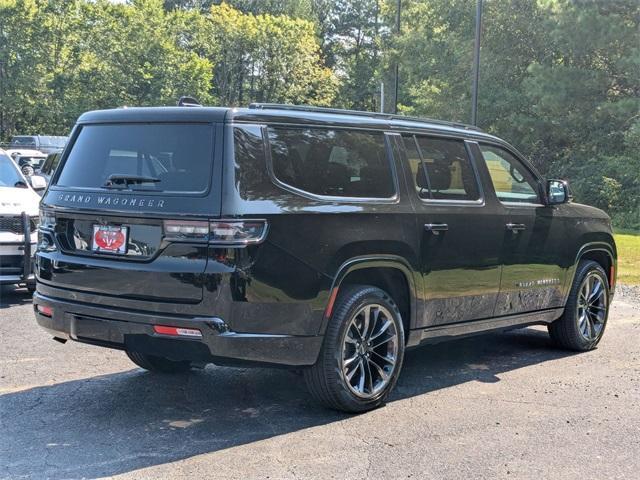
[268,127,394,198]
[233,126,272,199]
[414,137,480,201]
[56,124,213,193]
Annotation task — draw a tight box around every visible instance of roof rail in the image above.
[248,103,482,131]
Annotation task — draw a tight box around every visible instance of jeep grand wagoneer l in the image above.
[33,103,616,412]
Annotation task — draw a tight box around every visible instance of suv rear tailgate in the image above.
[38,119,223,305]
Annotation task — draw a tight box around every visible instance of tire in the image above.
[125,350,192,373]
[548,260,610,351]
[304,285,405,413]
[21,165,34,177]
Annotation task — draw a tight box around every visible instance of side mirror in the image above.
[29,175,47,190]
[546,179,571,205]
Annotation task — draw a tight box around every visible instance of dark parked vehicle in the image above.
[9,135,68,154]
[34,104,617,412]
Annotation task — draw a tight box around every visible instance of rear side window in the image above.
[268,127,394,199]
[56,124,214,193]
[403,135,480,201]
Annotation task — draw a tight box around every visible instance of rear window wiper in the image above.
[103,174,161,189]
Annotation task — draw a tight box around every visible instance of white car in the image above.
[0,152,45,290]
[4,148,45,160]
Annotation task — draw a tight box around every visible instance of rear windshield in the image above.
[55,124,214,193]
[10,136,37,147]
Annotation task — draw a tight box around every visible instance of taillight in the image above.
[209,220,268,245]
[163,220,209,241]
[162,219,268,245]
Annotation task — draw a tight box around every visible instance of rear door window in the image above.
[55,124,214,194]
[403,135,481,201]
[267,127,395,199]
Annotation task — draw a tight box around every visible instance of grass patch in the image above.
[614,231,640,285]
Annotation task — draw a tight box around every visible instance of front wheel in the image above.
[304,285,405,413]
[548,260,610,351]
[126,350,192,373]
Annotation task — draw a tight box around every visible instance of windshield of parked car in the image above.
[0,155,24,187]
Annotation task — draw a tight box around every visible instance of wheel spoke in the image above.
[578,312,588,336]
[369,318,392,342]
[364,358,374,394]
[588,317,596,340]
[345,330,359,344]
[357,359,366,393]
[368,358,389,383]
[359,306,371,340]
[365,307,380,340]
[350,321,364,342]
[343,352,359,368]
[371,335,394,350]
[345,359,361,382]
[588,279,602,303]
[371,350,395,365]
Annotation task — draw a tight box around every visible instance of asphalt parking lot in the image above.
[1,286,639,480]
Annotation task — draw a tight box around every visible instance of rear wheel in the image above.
[125,350,192,373]
[548,260,609,351]
[304,285,405,413]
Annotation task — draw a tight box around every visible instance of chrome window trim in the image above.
[402,134,485,206]
[260,125,401,204]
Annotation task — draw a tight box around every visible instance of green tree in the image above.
[204,3,338,105]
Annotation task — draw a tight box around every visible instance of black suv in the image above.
[34,104,617,412]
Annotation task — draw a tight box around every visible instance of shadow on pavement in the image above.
[0,321,574,479]
[0,284,33,309]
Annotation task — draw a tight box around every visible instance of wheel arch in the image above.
[320,255,418,340]
[569,241,617,299]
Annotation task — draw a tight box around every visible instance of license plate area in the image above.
[92,224,128,254]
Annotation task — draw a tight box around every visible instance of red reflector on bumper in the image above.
[37,305,53,317]
[153,325,202,337]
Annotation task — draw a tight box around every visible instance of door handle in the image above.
[506,223,527,233]
[424,223,449,235]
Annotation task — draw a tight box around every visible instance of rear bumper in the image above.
[33,291,323,367]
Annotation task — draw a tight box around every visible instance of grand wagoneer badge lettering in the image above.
[516,278,561,288]
[57,194,165,209]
